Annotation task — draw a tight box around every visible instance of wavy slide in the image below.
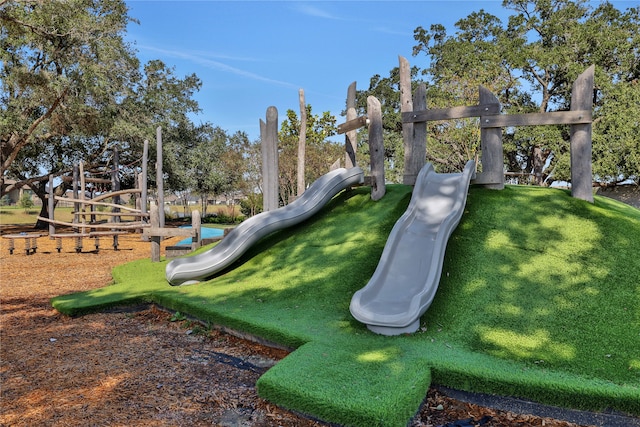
[166,167,364,286]
[350,160,475,335]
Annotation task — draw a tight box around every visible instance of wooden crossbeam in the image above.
[142,227,195,238]
[337,116,368,134]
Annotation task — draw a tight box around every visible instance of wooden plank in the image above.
[51,233,92,238]
[89,231,129,236]
[142,228,195,238]
[60,175,112,184]
[91,188,142,203]
[71,211,149,217]
[53,196,142,213]
[337,115,368,134]
[37,216,148,229]
[402,103,500,123]
[481,110,591,128]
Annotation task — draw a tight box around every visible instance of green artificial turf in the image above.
[52,184,640,426]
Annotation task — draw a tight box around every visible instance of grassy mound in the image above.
[52,185,640,426]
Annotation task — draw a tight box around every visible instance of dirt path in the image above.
[0,226,591,426]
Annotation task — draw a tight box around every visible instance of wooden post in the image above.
[191,210,201,251]
[156,126,165,227]
[297,89,306,197]
[141,139,149,241]
[477,86,504,189]
[79,161,86,234]
[72,164,79,227]
[150,203,160,262]
[111,145,121,225]
[48,175,55,237]
[399,56,415,185]
[367,96,386,201]
[345,81,357,168]
[570,65,594,203]
[405,83,427,185]
[261,106,279,211]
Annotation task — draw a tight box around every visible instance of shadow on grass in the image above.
[51,185,640,425]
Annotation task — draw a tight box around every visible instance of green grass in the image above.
[51,185,640,426]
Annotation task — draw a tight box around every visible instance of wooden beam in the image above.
[53,196,142,213]
[142,228,195,238]
[481,110,591,128]
[37,216,149,229]
[91,188,142,203]
[403,103,501,123]
[71,211,149,217]
[337,115,368,134]
[60,176,112,184]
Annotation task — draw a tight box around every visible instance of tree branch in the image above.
[1,86,69,175]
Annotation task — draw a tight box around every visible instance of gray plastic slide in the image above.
[166,167,364,286]
[350,160,475,335]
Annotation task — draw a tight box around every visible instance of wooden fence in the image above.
[337,56,595,203]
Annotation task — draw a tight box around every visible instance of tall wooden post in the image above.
[156,126,165,227]
[150,203,160,262]
[399,56,416,185]
[405,83,427,185]
[261,106,279,211]
[570,65,594,203]
[368,96,385,201]
[72,164,79,226]
[297,89,306,197]
[111,145,121,225]
[345,81,357,168]
[478,86,504,189]
[48,174,55,237]
[79,161,86,234]
[191,210,201,251]
[141,139,148,217]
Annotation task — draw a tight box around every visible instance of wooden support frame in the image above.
[399,55,595,202]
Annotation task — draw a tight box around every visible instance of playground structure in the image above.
[172,56,596,335]
[10,129,203,259]
[35,145,149,253]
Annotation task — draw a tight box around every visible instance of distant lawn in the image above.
[52,185,640,426]
[0,204,239,227]
[0,205,74,225]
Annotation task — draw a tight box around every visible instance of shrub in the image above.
[19,193,34,213]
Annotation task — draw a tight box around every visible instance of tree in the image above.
[1,1,206,228]
[411,0,640,185]
[278,106,342,205]
[1,0,138,193]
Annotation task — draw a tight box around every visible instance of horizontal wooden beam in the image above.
[142,228,195,238]
[71,211,149,217]
[337,115,368,134]
[91,188,142,203]
[37,216,149,230]
[60,176,112,184]
[481,110,591,128]
[402,103,500,123]
[52,196,142,213]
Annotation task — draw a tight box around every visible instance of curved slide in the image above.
[166,167,364,286]
[350,160,475,335]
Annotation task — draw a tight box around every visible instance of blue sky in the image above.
[124,1,635,142]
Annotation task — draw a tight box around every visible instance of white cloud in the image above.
[137,44,298,89]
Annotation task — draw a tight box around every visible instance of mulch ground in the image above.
[0,224,593,427]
